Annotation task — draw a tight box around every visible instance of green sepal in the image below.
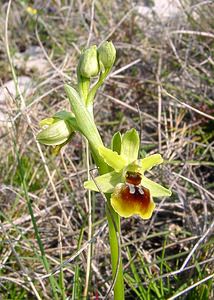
[140,154,163,173]
[39,111,78,131]
[141,176,172,197]
[111,131,122,154]
[98,146,127,172]
[84,171,122,193]
[120,129,140,164]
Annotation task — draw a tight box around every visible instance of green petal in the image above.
[84,171,122,193]
[140,154,163,172]
[141,176,172,197]
[98,146,127,172]
[111,131,122,154]
[39,117,55,127]
[121,129,139,164]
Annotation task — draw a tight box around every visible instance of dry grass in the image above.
[0,0,213,299]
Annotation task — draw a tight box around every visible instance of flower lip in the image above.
[110,182,155,219]
[121,184,150,208]
[111,169,155,218]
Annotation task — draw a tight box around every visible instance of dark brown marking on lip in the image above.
[120,185,150,209]
[125,171,142,186]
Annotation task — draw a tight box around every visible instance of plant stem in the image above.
[66,83,125,299]
[91,153,125,300]
[86,68,110,107]
[105,199,125,300]
[83,140,93,298]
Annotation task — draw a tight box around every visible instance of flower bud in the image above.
[79,45,99,78]
[98,41,116,69]
[37,118,74,146]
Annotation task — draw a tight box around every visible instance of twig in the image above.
[162,89,214,121]
[39,222,107,279]
[86,0,96,47]
[169,219,214,277]
[157,55,162,152]
[172,172,214,199]
[170,30,214,39]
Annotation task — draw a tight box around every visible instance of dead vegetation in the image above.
[0,0,213,299]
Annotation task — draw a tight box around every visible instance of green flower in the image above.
[84,129,171,219]
[36,111,76,146]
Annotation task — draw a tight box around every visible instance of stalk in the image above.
[90,143,125,300]
[66,83,124,298]
[105,200,125,299]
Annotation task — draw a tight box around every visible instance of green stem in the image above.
[65,83,125,299]
[86,67,110,107]
[90,150,125,300]
[81,126,125,299]
[77,64,90,104]
[105,198,125,300]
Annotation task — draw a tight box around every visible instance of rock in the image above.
[153,0,183,20]
[14,46,49,74]
[138,0,185,22]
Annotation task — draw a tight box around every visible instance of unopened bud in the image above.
[98,41,116,69]
[37,118,74,146]
[79,45,99,78]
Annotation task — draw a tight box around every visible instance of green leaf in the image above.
[140,154,163,172]
[111,131,122,154]
[120,129,139,164]
[64,84,102,148]
[84,171,122,193]
[54,110,75,120]
[141,176,172,197]
[98,146,127,172]
[54,110,79,131]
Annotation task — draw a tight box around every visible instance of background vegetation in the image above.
[0,0,213,299]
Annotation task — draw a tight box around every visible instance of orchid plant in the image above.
[37,41,171,299]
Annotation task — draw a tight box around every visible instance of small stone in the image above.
[14,46,49,74]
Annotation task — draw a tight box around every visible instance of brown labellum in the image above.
[120,184,151,209]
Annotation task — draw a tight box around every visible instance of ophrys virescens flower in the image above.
[84,129,171,219]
